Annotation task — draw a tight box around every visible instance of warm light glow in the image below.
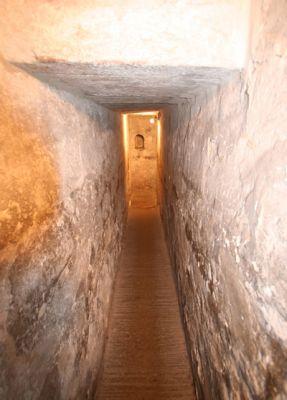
[157,118,161,157]
[0,104,59,263]
[122,113,130,201]
[122,110,160,207]
[129,111,158,116]
[122,114,129,165]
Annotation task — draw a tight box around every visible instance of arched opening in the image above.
[135,134,144,150]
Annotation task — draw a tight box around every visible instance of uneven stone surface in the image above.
[0,58,126,399]
[127,114,158,208]
[96,208,195,400]
[15,63,240,109]
[0,0,250,69]
[160,1,287,398]
[1,0,286,399]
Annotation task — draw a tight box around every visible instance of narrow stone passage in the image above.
[96,208,195,400]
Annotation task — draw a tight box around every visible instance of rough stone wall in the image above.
[0,0,250,69]
[160,1,287,398]
[0,58,126,399]
[128,115,158,208]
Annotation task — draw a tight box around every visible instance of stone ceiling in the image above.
[17,62,240,110]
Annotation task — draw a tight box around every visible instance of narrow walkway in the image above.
[96,208,195,400]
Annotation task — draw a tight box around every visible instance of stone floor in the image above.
[96,207,195,399]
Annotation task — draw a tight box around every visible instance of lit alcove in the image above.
[135,134,144,150]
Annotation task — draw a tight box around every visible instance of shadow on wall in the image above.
[0,73,59,264]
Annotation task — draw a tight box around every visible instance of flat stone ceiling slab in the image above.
[16,62,241,109]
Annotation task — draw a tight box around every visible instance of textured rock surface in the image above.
[0,0,249,69]
[160,1,287,398]
[15,63,239,109]
[0,58,126,399]
[1,0,287,399]
[127,114,158,208]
